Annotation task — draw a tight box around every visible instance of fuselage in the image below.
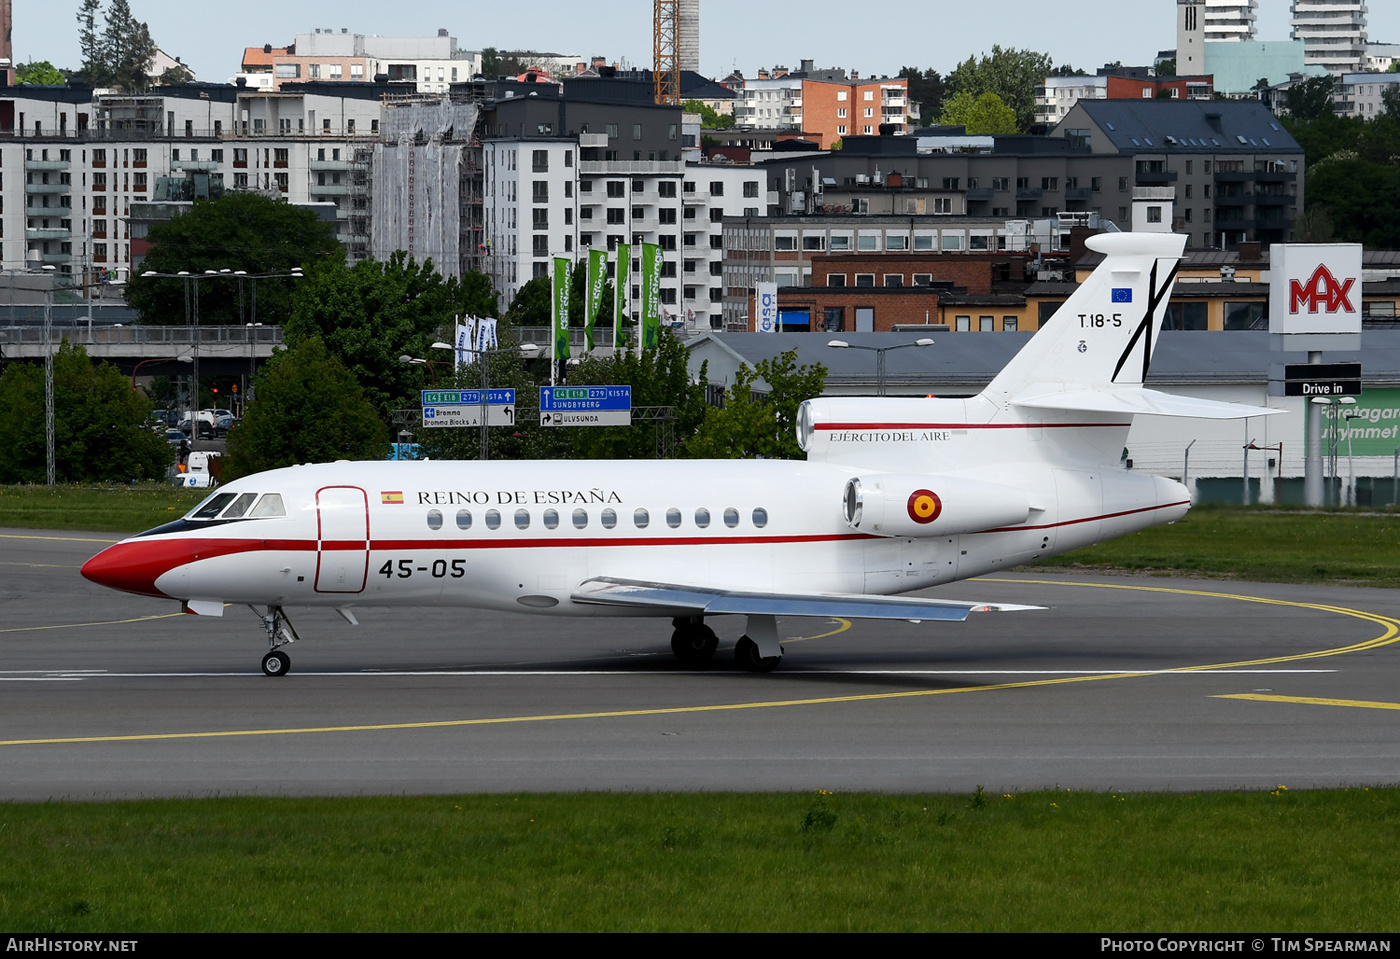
[81,421,1191,617]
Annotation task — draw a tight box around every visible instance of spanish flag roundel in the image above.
[907,489,941,525]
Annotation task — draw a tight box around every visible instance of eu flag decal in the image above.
[1111,288,1133,303]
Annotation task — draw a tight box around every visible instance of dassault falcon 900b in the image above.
[82,233,1277,676]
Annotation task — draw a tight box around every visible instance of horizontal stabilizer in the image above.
[1014,387,1280,420]
[572,577,1042,621]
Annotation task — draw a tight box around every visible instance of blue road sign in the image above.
[421,389,516,406]
[539,385,632,412]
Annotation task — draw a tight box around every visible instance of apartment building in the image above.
[242,29,482,94]
[1335,72,1400,117]
[1291,0,1369,76]
[1035,70,1213,126]
[732,62,911,149]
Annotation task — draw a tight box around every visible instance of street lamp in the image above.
[131,355,192,390]
[398,353,449,385]
[826,338,935,397]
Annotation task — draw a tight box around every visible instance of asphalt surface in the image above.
[4,526,1400,800]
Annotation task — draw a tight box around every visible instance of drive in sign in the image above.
[539,385,632,427]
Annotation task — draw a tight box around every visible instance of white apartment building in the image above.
[1035,76,1107,126]
[256,30,482,94]
[1291,0,1369,76]
[732,77,803,132]
[1203,0,1258,41]
[1335,72,1400,117]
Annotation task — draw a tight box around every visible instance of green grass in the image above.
[1,789,1396,931]
[0,484,205,533]
[1035,505,1400,587]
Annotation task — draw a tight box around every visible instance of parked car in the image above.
[165,429,188,446]
[178,418,215,440]
[213,414,238,437]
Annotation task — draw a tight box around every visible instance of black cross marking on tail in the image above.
[1111,258,1180,384]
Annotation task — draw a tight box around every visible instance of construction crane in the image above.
[653,0,680,105]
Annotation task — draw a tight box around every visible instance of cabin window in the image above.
[515,509,530,529]
[573,508,588,529]
[634,508,650,528]
[695,507,711,528]
[427,510,443,530]
[221,493,258,519]
[752,507,768,528]
[544,509,559,529]
[485,510,501,530]
[724,507,739,528]
[456,509,472,529]
[666,508,682,528]
[602,508,617,529]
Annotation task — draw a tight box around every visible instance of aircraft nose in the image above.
[81,539,183,598]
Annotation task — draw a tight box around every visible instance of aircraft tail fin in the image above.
[984,232,1188,408]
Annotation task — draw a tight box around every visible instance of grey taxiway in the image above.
[3,527,1400,800]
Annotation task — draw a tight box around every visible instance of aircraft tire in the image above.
[671,624,719,667]
[734,635,781,673]
[261,650,291,677]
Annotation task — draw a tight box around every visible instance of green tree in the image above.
[480,47,499,77]
[682,99,734,129]
[101,0,156,93]
[567,330,708,459]
[687,350,826,460]
[897,67,945,125]
[286,253,494,421]
[946,46,1055,132]
[158,63,194,86]
[17,61,67,85]
[1284,74,1336,122]
[1306,155,1400,248]
[1157,59,1178,78]
[1383,85,1400,118]
[939,90,1019,135]
[505,277,551,327]
[125,192,340,327]
[76,0,107,86]
[224,337,387,479]
[0,341,169,482]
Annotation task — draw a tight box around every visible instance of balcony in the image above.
[309,159,350,171]
[966,188,994,202]
[24,159,70,171]
[310,184,350,195]
[171,160,219,172]
[1065,186,1093,202]
[579,133,609,148]
[25,183,71,194]
[1015,187,1044,201]
[577,160,686,175]
[1253,169,1296,184]
[1134,170,1178,186]
[26,227,71,240]
[41,253,72,265]
[25,205,64,217]
[1253,193,1293,207]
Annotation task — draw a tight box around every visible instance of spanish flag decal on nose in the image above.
[907,489,941,525]
[381,491,405,505]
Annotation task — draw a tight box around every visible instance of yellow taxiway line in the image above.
[1215,693,1400,712]
[4,580,1399,748]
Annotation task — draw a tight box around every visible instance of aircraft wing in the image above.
[571,577,1042,622]
[1014,387,1280,420]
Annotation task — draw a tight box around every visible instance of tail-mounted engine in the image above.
[843,474,1031,537]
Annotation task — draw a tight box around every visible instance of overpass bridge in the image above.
[0,325,284,378]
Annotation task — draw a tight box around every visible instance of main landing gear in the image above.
[252,605,300,677]
[669,614,783,672]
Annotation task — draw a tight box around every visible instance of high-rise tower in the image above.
[1291,0,1368,76]
[678,0,700,74]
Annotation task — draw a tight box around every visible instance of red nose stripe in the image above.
[81,539,194,598]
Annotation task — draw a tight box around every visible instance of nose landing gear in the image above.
[252,605,300,677]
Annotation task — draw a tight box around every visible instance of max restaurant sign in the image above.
[1269,243,1363,347]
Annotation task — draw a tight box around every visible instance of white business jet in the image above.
[82,233,1276,675]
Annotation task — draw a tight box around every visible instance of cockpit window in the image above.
[249,493,286,518]
[191,493,237,520]
[221,493,259,519]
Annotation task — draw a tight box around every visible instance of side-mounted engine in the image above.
[843,473,1031,537]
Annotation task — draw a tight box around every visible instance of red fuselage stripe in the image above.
[976,500,1191,533]
[815,422,1132,430]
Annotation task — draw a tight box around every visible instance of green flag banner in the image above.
[641,242,662,350]
[552,256,571,362]
[585,247,607,352]
[614,243,630,349]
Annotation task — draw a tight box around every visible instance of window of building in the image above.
[658,181,676,197]
[606,180,625,198]
[532,208,549,229]
[709,181,724,196]
[854,273,875,287]
[857,234,879,251]
[827,274,846,287]
[533,150,548,172]
[1146,206,1162,223]
[633,124,643,140]
[533,180,548,202]
[884,275,903,288]
[532,235,549,256]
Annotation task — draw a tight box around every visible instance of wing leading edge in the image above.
[1014,387,1280,420]
[571,577,1042,622]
